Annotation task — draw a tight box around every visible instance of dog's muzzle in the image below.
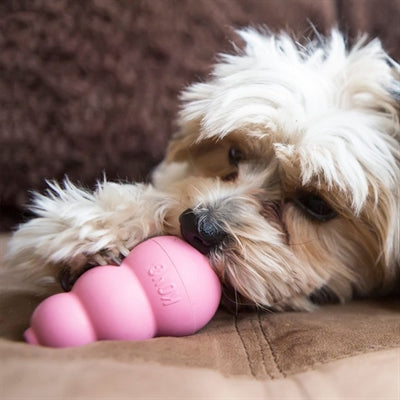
[179,208,226,254]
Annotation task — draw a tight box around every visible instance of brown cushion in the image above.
[2,0,400,230]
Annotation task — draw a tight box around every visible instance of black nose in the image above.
[179,209,226,254]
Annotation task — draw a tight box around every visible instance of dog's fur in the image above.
[4,28,400,311]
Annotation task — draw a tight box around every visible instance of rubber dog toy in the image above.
[24,236,221,348]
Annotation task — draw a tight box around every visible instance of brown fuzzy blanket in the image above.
[1,0,400,230]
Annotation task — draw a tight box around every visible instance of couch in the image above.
[1,1,399,398]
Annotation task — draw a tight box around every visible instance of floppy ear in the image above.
[365,64,400,287]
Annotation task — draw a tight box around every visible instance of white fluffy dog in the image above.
[5,28,400,311]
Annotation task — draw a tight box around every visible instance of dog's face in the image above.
[153,29,400,310]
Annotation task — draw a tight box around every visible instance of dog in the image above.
[4,28,400,311]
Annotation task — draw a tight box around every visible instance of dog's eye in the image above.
[295,194,337,222]
[228,147,243,166]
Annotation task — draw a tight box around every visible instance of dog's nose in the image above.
[179,209,226,254]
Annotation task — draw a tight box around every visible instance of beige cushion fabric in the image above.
[1,341,398,399]
[1,233,399,398]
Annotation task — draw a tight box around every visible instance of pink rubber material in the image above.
[24,236,222,348]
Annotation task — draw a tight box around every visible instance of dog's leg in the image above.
[4,179,175,293]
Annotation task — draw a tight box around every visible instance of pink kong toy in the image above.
[24,236,222,348]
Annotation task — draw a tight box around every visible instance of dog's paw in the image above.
[58,265,93,292]
[58,248,128,291]
[7,178,169,295]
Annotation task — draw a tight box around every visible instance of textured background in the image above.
[1,0,400,230]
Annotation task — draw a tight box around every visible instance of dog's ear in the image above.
[363,60,400,278]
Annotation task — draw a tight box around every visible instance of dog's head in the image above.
[154,29,400,310]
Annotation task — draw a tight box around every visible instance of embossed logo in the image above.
[148,263,182,306]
